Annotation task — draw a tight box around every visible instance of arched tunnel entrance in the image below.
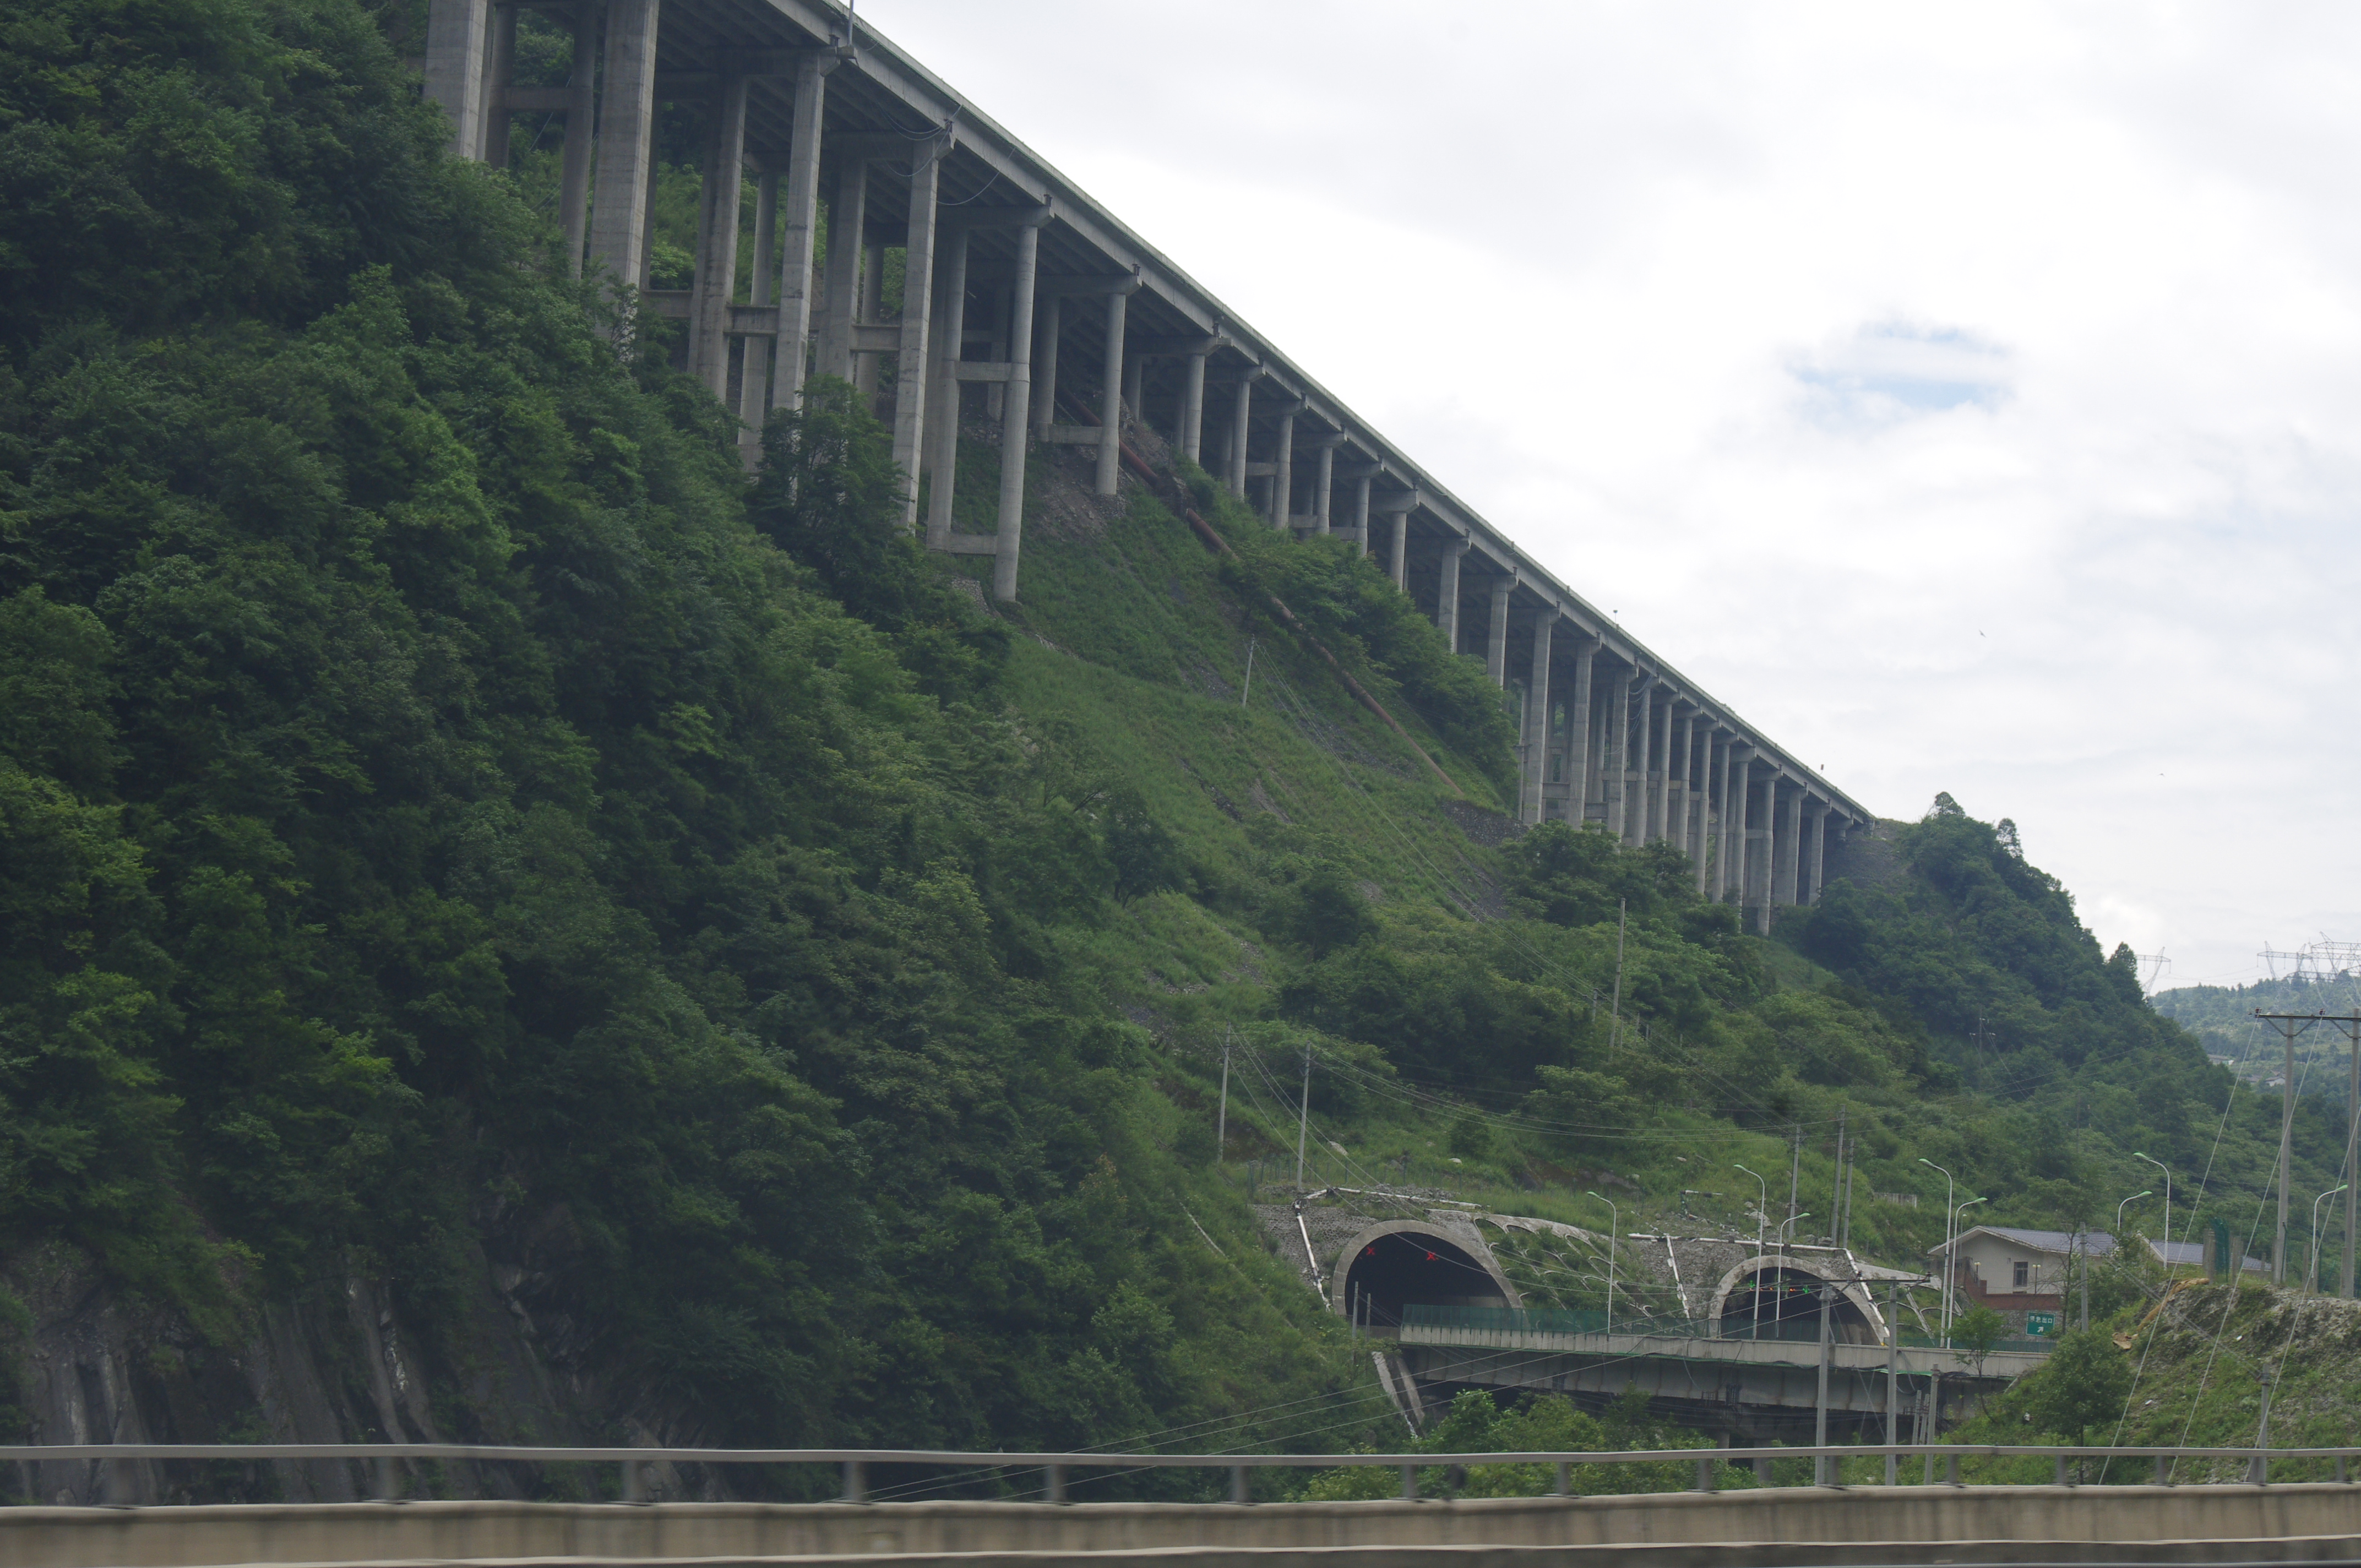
[1340,1230,1512,1332]
[1717,1264,1879,1344]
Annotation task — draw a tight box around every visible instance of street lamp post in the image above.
[2310,1185,2349,1298]
[2134,1152,2173,1273]
[1587,1190,1619,1333]
[1771,1214,1810,1339]
[1949,1197,1987,1339]
[1920,1157,1955,1336]
[1736,1164,1769,1341]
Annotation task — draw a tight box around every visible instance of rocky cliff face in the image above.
[6,1238,617,1505]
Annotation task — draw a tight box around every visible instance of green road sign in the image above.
[2025,1311,2058,1336]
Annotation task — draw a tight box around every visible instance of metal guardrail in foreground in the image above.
[6,1443,2358,1506]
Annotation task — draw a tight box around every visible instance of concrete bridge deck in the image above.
[13,1487,2361,1568]
[421,0,1873,891]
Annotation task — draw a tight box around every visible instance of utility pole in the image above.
[1239,636,1256,708]
[1294,1043,1312,1189]
[1828,1112,1847,1251]
[1883,1281,1900,1487]
[1587,1190,1619,1333]
[2255,1011,2351,1283]
[2342,1017,2361,1298]
[1813,1281,1834,1484]
[1786,1126,1803,1259]
[1216,1026,1232,1161]
[2134,1151,2172,1276]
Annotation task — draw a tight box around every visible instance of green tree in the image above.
[2023,1325,2134,1445]
[1951,1304,2010,1375]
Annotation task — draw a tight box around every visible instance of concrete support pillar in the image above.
[1032,293,1062,440]
[1522,612,1555,827]
[1776,785,1804,908]
[733,163,779,448]
[1566,636,1600,825]
[1688,768,1709,883]
[922,227,970,548]
[480,5,517,166]
[689,74,749,397]
[992,214,1047,603]
[1313,437,1341,533]
[1437,540,1467,651]
[1268,400,1301,527]
[1604,667,1633,841]
[1122,352,1144,431]
[425,0,492,161]
[1799,803,1830,905]
[1692,728,1718,890]
[889,132,945,530]
[1724,749,1754,906]
[853,238,884,402]
[637,152,661,290]
[1653,699,1679,851]
[1094,284,1133,497]
[761,53,834,432]
[1748,777,1778,933]
[1352,472,1372,554]
[1226,374,1255,497]
[1180,352,1208,465]
[585,0,660,312]
[1486,580,1512,685]
[1625,677,1656,847]
[1667,709,1693,861]
[986,285,1010,421]
[1709,732,1728,892]
[1811,808,1834,904]
[817,159,870,383]
[1389,511,1408,590]
[557,5,599,276]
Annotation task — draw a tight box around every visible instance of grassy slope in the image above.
[921,433,1935,1270]
[926,425,2331,1315]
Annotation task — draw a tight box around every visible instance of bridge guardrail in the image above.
[1401,1303,2052,1355]
[7,1441,2353,1505]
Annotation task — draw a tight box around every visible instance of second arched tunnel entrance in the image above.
[1717,1264,1879,1344]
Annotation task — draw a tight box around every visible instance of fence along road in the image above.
[10,1442,2361,1568]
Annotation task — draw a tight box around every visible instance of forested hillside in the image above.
[2153,973,2361,1088]
[0,0,2342,1501]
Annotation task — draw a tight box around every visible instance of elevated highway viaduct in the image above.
[420,0,1870,909]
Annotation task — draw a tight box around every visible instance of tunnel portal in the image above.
[1717,1264,1878,1344]
[1341,1230,1511,1330]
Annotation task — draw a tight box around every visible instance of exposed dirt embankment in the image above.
[2109,1281,2361,1479]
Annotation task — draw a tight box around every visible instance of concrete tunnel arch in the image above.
[1328,1221,1523,1330]
[1709,1254,1886,1344]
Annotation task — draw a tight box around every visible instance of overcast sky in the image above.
[868,1,2361,990]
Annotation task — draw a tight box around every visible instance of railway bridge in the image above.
[418,0,1870,910]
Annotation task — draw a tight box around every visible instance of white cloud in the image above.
[867,0,2361,989]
